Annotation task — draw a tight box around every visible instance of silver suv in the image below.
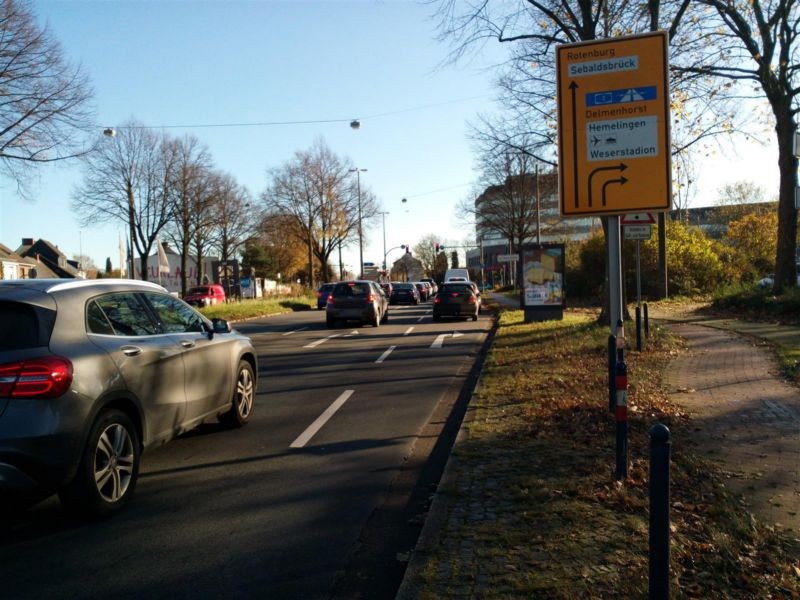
[0,279,257,517]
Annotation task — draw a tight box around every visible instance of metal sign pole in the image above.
[636,240,642,308]
[609,216,624,335]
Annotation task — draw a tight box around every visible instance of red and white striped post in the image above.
[615,358,628,480]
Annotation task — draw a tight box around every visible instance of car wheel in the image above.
[219,360,255,428]
[326,315,336,328]
[382,309,389,323]
[59,409,140,518]
[472,313,479,321]
[433,314,441,322]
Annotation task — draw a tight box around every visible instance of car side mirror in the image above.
[212,318,231,334]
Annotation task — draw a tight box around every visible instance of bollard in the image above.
[649,424,671,600]
[635,306,643,352]
[608,335,616,413]
[614,359,628,480]
[644,303,650,339]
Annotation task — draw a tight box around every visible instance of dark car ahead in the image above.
[316,283,335,309]
[326,280,388,328]
[414,282,429,302]
[0,279,257,517]
[433,283,480,321]
[390,282,419,305]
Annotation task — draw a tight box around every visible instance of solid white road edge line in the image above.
[304,334,340,348]
[375,346,397,364]
[404,327,414,336]
[290,389,354,449]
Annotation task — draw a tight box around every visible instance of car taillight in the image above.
[468,295,476,304]
[327,295,334,303]
[317,291,323,298]
[434,296,441,304]
[367,294,375,302]
[0,356,73,399]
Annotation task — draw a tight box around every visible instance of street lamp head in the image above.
[401,198,407,203]
[350,119,361,130]
[103,128,116,137]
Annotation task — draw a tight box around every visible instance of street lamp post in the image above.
[378,211,389,272]
[349,168,367,278]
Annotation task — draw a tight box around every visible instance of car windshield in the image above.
[394,283,414,290]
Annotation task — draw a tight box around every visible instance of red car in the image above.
[183,284,226,307]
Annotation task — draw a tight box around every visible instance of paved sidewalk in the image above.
[659,320,800,534]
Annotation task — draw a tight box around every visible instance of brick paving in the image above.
[661,322,800,534]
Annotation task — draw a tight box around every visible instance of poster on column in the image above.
[521,244,565,308]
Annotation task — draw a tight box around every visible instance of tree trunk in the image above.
[772,106,798,294]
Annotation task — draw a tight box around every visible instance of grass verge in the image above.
[416,309,799,599]
[198,294,315,321]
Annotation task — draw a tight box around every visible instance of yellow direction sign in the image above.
[557,32,671,217]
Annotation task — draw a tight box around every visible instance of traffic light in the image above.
[405,244,410,253]
[435,242,440,252]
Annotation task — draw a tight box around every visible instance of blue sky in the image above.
[0,0,779,271]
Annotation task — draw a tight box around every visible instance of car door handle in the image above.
[180,340,196,348]
[121,345,142,356]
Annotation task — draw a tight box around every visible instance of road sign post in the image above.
[556,32,671,336]
[557,32,671,217]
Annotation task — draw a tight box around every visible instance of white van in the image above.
[444,268,470,282]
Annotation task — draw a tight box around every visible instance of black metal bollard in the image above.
[635,306,643,352]
[608,335,616,413]
[614,359,628,480]
[649,424,671,599]
[644,303,650,339]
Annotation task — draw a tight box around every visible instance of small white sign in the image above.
[497,253,520,263]
[621,212,656,225]
[624,225,652,240]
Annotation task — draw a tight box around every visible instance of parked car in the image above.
[433,283,480,321]
[421,278,438,295]
[0,278,257,517]
[414,282,429,302]
[326,280,388,327]
[316,283,335,309]
[390,282,420,305]
[758,273,800,287]
[183,284,226,307]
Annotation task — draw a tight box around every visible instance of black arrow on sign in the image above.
[588,163,627,207]
[602,176,628,206]
[570,81,579,209]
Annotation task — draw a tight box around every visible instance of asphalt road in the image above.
[0,300,491,599]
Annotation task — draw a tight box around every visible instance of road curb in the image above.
[395,314,499,599]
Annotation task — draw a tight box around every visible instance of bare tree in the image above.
[262,138,379,287]
[677,0,799,292]
[163,135,214,295]
[72,120,175,281]
[462,143,559,305]
[0,0,94,192]
[210,172,253,266]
